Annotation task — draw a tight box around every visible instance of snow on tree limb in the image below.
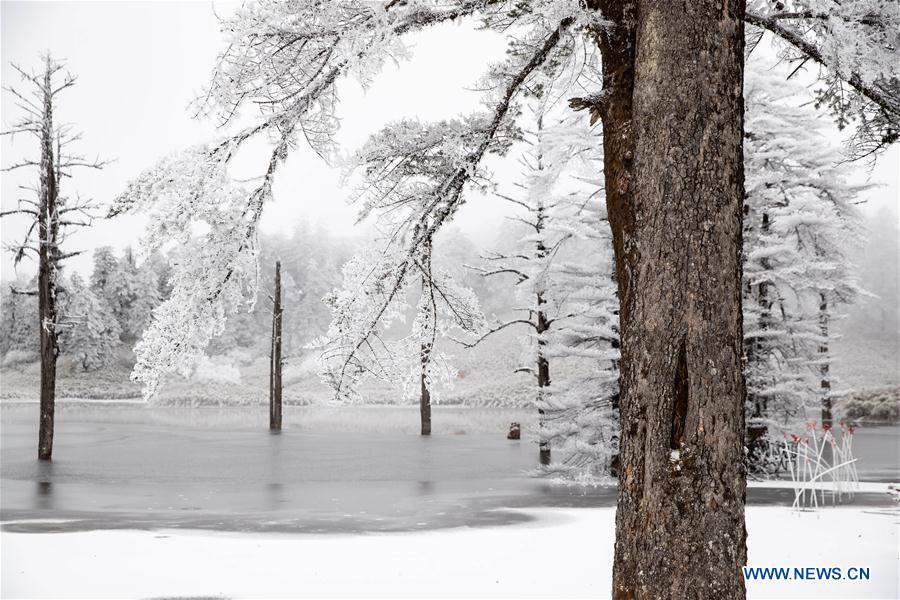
[321,17,577,399]
[110,1,516,397]
[745,0,900,158]
[113,0,896,402]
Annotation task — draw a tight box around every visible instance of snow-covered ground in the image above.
[2,505,897,599]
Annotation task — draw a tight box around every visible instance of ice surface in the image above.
[1,405,897,535]
[1,405,618,534]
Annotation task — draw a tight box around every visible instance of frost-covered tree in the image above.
[89,246,118,295]
[0,56,105,459]
[59,273,121,371]
[0,278,39,358]
[111,1,588,394]
[110,248,162,343]
[745,0,900,160]
[319,206,485,434]
[540,197,620,480]
[111,0,899,594]
[90,246,162,345]
[743,59,866,468]
[461,108,618,466]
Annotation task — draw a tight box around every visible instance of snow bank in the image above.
[2,506,897,599]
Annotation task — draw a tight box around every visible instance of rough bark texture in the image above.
[269,260,283,431]
[591,0,637,481]
[37,64,60,461]
[592,0,749,597]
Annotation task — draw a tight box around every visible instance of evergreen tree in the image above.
[90,246,118,297]
[743,59,866,469]
[464,108,619,466]
[59,274,121,371]
[0,280,39,357]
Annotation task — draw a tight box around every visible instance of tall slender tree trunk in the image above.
[609,264,622,475]
[37,60,59,461]
[819,293,832,428]
[420,240,433,436]
[533,197,551,464]
[536,291,551,465]
[269,260,283,431]
[420,340,432,436]
[592,1,748,597]
[746,210,772,466]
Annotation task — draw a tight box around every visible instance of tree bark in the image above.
[420,340,432,436]
[37,61,59,461]
[745,209,772,467]
[536,290,551,465]
[592,1,749,597]
[420,241,433,436]
[269,260,283,431]
[819,293,832,428]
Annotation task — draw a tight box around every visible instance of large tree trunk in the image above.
[593,1,748,597]
[37,62,59,461]
[269,260,283,431]
[591,0,636,481]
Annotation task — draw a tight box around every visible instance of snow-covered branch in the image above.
[746,0,900,158]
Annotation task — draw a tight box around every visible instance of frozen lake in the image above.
[2,404,897,534]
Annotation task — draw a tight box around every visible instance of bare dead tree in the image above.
[1,55,106,460]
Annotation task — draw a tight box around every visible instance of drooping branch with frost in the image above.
[318,222,485,403]
[110,1,508,395]
[112,0,589,396]
[745,0,900,159]
[318,17,591,399]
[112,148,262,396]
[111,0,895,404]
